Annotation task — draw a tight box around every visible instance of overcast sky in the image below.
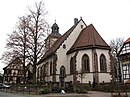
[0,0,130,73]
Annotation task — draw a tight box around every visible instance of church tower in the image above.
[45,21,61,51]
[51,22,60,35]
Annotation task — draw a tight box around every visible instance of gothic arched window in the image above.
[100,54,107,72]
[50,61,52,75]
[60,66,66,77]
[82,54,90,72]
[70,57,74,74]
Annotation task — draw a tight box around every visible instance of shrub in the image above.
[39,87,50,94]
[76,87,87,93]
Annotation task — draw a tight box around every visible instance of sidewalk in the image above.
[87,91,111,97]
[1,90,130,97]
[43,91,111,97]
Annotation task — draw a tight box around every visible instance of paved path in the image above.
[87,91,111,97]
[43,91,112,97]
[0,91,114,97]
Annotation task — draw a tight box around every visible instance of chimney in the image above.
[74,18,78,26]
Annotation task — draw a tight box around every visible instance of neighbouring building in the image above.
[37,18,112,88]
[118,37,130,83]
[3,58,33,84]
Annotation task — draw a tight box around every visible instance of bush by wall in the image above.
[39,87,50,94]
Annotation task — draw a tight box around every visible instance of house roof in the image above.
[118,37,130,56]
[67,24,110,54]
[125,80,130,84]
[3,57,23,70]
[124,37,130,44]
[39,25,75,62]
[37,19,86,64]
[38,19,110,64]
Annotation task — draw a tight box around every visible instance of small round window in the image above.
[63,44,66,49]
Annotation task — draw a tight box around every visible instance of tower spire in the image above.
[51,20,61,35]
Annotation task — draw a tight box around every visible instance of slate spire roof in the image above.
[51,21,61,36]
[67,24,110,54]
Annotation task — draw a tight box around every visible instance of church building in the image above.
[37,18,112,88]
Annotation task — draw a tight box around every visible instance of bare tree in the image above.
[110,38,124,58]
[2,17,28,63]
[109,38,124,82]
[1,1,50,84]
[1,16,31,84]
[27,1,50,83]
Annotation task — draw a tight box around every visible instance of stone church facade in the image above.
[37,18,112,88]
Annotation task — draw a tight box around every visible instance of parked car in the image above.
[0,83,10,89]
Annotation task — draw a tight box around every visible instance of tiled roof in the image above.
[38,20,110,64]
[118,37,130,56]
[124,37,130,44]
[38,19,86,64]
[67,24,110,54]
[125,80,130,84]
[3,57,23,70]
[40,25,75,61]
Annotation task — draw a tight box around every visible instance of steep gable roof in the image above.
[67,24,110,54]
[118,37,130,56]
[3,57,23,70]
[44,26,75,59]
[38,26,74,63]
[124,37,130,44]
[38,19,86,63]
[39,26,75,63]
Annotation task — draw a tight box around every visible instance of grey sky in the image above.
[0,0,130,73]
